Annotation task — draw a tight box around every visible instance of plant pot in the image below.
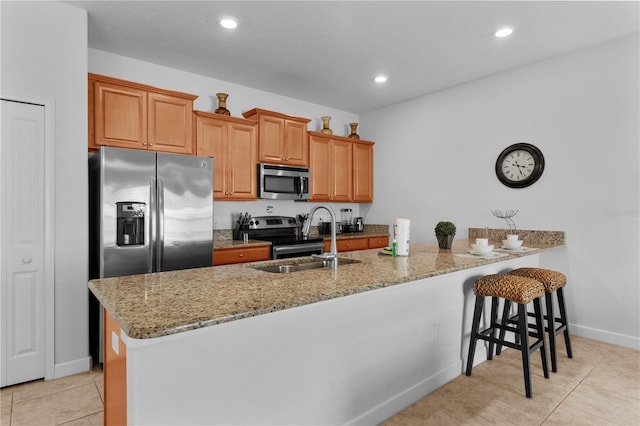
[436,234,454,249]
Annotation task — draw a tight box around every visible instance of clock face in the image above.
[501,150,535,182]
[495,143,545,188]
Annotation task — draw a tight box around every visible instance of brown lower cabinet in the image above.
[323,235,389,253]
[214,245,271,266]
[104,309,127,425]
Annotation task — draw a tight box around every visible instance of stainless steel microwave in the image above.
[258,163,310,200]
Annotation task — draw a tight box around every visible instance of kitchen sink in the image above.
[253,258,361,273]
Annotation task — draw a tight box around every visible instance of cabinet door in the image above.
[309,135,332,201]
[213,246,271,265]
[88,80,98,151]
[334,238,369,252]
[368,236,388,249]
[258,115,285,164]
[283,120,309,166]
[148,92,194,155]
[227,122,257,200]
[94,81,147,149]
[332,139,353,202]
[353,141,373,202]
[196,116,227,199]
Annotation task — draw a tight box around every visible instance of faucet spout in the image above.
[302,205,338,269]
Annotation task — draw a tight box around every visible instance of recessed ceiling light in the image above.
[494,27,513,38]
[374,75,388,83]
[220,18,238,29]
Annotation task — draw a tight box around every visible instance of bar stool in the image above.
[466,274,549,398]
[506,267,573,372]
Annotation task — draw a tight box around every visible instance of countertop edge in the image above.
[90,241,564,340]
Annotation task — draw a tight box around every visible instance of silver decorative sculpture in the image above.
[492,209,518,232]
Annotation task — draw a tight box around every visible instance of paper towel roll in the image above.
[396,218,410,256]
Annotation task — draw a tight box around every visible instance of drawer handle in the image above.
[239,253,244,257]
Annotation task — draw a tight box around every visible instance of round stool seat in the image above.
[509,267,566,292]
[474,274,544,304]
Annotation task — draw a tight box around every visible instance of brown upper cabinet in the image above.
[309,132,374,203]
[352,140,374,203]
[195,111,258,201]
[242,108,311,167]
[88,73,197,155]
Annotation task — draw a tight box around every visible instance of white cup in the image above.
[506,234,518,242]
[476,238,488,246]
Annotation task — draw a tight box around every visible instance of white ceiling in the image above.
[65,1,639,113]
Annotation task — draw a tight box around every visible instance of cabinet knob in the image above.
[23,256,32,264]
[143,142,148,146]
[239,253,244,258]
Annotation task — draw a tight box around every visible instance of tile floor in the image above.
[384,336,640,425]
[1,366,103,425]
[0,336,638,425]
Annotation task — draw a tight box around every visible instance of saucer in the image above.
[501,239,523,249]
[470,244,494,255]
[469,249,494,255]
[500,246,526,251]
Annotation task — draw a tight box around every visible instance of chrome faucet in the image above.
[302,205,338,269]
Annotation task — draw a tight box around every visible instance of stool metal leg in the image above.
[496,299,511,356]
[545,292,558,372]
[534,297,549,379]
[466,296,485,376]
[557,288,573,358]
[488,297,499,360]
[517,303,533,398]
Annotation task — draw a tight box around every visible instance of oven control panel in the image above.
[248,216,298,230]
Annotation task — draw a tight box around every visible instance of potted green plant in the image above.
[435,221,456,249]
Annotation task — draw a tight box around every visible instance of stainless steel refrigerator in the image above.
[89,146,213,362]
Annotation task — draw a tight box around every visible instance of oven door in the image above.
[272,241,324,259]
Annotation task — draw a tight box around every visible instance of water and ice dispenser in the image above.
[116,202,145,246]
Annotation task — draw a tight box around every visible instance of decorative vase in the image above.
[348,122,360,139]
[436,234,454,249]
[215,93,230,116]
[320,116,333,134]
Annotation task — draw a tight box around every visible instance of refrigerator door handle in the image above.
[149,178,157,272]
[157,178,165,271]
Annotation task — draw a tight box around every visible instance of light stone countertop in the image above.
[89,239,564,340]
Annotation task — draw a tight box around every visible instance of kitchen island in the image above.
[90,238,564,425]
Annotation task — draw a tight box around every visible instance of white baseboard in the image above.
[571,323,640,350]
[53,356,92,380]
[346,360,462,425]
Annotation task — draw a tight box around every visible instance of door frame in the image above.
[1,92,55,381]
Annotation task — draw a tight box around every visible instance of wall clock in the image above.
[495,143,545,188]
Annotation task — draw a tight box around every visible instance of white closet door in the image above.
[1,100,45,387]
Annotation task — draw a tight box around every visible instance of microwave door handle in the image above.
[299,176,306,199]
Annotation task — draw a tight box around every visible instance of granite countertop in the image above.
[89,237,564,340]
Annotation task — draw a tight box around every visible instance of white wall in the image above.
[361,35,640,348]
[88,50,362,228]
[1,1,91,375]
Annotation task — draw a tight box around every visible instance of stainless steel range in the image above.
[237,216,325,259]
